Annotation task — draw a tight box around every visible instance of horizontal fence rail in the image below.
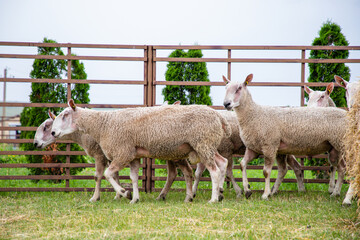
[0,42,359,194]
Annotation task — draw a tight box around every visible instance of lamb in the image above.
[335,75,360,205]
[33,110,138,203]
[158,110,305,200]
[304,82,342,191]
[223,73,347,200]
[51,100,232,203]
[305,83,335,108]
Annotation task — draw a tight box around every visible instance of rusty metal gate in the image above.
[1,42,359,193]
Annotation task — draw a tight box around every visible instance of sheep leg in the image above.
[271,155,287,195]
[89,156,107,202]
[129,158,141,204]
[204,161,221,203]
[156,161,177,201]
[262,148,277,200]
[104,162,132,201]
[224,154,243,198]
[241,148,258,199]
[331,158,345,197]
[112,171,122,200]
[177,160,194,202]
[328,148,340,195]
[285,155,305,192]
[215,152,228,201]
[342,182,355,206]
[192,163,206,198]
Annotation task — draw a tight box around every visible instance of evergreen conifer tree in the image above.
[162,49,212,105]
[306,21,350,178]
[307,20,350,107]
[20,38,90,177]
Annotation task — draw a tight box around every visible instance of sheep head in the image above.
[51,99,79,138]
[305,83,334,108]
[34,115,56,149]
[335,75,360,108]
[223,73,253,110]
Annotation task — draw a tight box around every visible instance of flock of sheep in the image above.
[33,74,359,205]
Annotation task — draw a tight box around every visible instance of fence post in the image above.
[300,49,306,177]
[1,68,6,139]
[144,46,154,193]
[65,47,72,189]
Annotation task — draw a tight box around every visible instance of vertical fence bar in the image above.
[142,48,148,190]
[66,47,72,189]
[227,49,231,80]
[152,48,156,106]
[300,49,306,106]
[2,68,6,139]
[145,45,154,193]
[300,49,306,177]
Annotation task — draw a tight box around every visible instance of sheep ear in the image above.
[334,75,348,88]
[68,99,76,111]
[304,86,313,94]
[244,74,253,86]
[48,110,56,120]
[173,101,181,105]
[222,75,230,84]
[326,82,334,95]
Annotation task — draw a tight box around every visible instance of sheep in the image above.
[334,75,360,108]
[33,110,137,203]
[223,73,347,200]
[157,109,305,200]
[304,82,341,191]
[335,75,360,205]
[51,100,232,203]
[305,83,335,108]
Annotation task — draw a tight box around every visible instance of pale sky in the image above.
[0,0,359,108]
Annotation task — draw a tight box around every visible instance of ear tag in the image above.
[245,81,249,85]
[327,89,331,94]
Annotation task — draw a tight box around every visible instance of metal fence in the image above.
[1,42,360,193]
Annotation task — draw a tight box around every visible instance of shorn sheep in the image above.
[34,110,137,202]
[223,74,347,200]
[335,75,360,205]
[158,110,305,201]
[51,100,231,203]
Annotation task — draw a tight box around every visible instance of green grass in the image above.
[1,190,359,239]
[1,145,359,239]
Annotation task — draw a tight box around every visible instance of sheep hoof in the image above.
[261,194,269,200]
[125,191,132,200]
[330,192,340,198]
[245,191,252,199]
[192,193,196,198]
[89,197,100,202]
[342,201,352,207]
[156,195,166,201]
[218,195,224,202]
[184,196,193,203]
[220,188,224,194]
[130,198,139,204]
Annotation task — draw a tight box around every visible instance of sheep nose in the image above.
[34,142,38,148]
[223,102,231,109]
[51,131,55,136]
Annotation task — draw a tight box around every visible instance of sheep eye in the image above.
[320,95,324,99]
[235,86,242,93]
[43,126,47,131]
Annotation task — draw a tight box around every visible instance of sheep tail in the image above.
[219,113,231,138]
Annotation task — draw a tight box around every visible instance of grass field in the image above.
[1,189,359,239]
[1,145,360,239]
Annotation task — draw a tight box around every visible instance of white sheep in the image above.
[34,110,138,203]
[158,110,305,200]
[335,75,359,205]
[223,74,347,200]
[305,83,335,108]
[51,100,232,203]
